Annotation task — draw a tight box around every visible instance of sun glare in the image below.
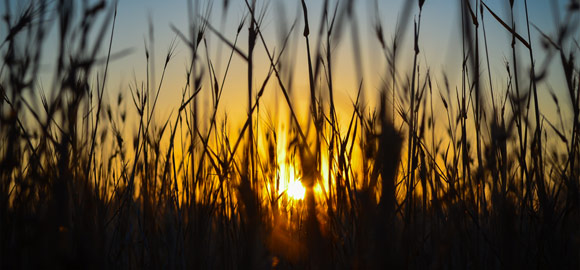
[275,122,306,201]
[285,174,305,200]
[278,163,305,200]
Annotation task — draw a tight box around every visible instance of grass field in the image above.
[1,0,580,268]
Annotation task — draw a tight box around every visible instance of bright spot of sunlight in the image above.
[278,163,305,200]
[286,175,305,200]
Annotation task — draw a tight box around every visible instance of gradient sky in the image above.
[2,0,578,138]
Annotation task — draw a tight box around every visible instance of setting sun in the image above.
[279,167,305,200]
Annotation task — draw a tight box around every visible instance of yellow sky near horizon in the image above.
[2,0,578,174]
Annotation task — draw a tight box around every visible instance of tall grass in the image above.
[1,0,579,268]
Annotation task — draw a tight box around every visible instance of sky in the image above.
[2,0,578,140]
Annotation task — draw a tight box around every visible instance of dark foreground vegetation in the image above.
[1,0,580,268]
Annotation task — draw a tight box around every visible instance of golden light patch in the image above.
[286,177,305,200]
[278,163,305,200]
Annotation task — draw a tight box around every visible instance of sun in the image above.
[285,176,305,200]
[278,163,305,200]
[275,122,307,201]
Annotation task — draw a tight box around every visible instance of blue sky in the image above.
[2,0,578,135]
